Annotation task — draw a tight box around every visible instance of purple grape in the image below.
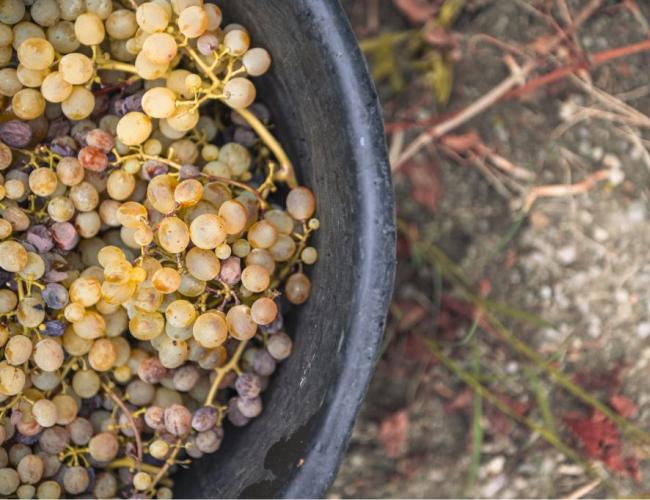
[49,135,78,157]
[113,91,144,116]
[252,350,276,376]
[219,257,241,285]
[43,320,65,337]
[0,120,33,148]
[26,225,54,253]
[237,396,263,418]
[191,406,217,432]
[46,116,71,141]
[179,164,200,179]
[260,312,284,334]
[234,127,257,148]
[42,283,69,310]
[234,372,261,399]
[227,398,250,427]
[50,222,79,251]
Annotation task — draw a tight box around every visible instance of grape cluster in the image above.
[0,0,317,498]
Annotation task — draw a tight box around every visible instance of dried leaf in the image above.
[395,301,430,332]
[378,410,410,458]
[393,0,440,25]
[564,410,641,480]
[610,394,639,419]
[440,130,481,151]
[403,160,443,214]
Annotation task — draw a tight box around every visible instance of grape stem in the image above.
[147,438,183,494]
[199,173,268,208]
[204,340,249,408]
[236,108,298,188]
[101,382,144,465]
[178,41,299,189]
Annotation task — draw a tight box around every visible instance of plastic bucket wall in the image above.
[174,1,395,497]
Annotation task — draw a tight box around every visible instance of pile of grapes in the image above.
[0,0,318,497]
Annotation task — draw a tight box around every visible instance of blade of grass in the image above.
[398,221,650,448]
[427,338,614,496]
[456,317,480,346]
[462,341,483,497]
[416,237,650,449]
[524,366,558,435]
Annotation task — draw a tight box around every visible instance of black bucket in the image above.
[174,1,396,497]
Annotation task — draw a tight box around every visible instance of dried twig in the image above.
[102,383,143,464]
[396,57,534,170]
[562,478,602,500]
[522,169,611,213]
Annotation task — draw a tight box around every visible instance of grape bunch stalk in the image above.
[0,0,318,498]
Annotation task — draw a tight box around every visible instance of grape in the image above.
[218,199,248,235]
[17,39,54,71]
[52,394,78,425]
[235,372,261,399]
[142,87,177,119]
[196,428,223,453]
[243,48,272,77]
[39,426,70,454]
[31,0,60,27]
[193,312,227,349]
[72,369,100,398]
[59,53,93,86]
[12,89,46,120]
[152,267,181,294]
[136,2,170,33]
[16,65,49,88]
[116,111,152,146]
[17,454,43,484]
[0,365,26,395]
[219,256,242,285]
[163,404,191,436]
[286,187,317,220]
[17,484,35,499]
[88,338,117,372]
[126,380,155,406]
[88,432,119,462]
[86,0,113,20]
[106,9,137,40]
[63,466,89,495]
[93,472,118,499]
[177,6,208,38]
[5,335,32,366]
[204,3,222,30]
[41,71,73,103]
[158,337,189,369]
[227,397,250,427]
[241,264,271,293]
[133,471,152,491]
[191,405,217,432]
[301,246,318,265]
[223,78,256,110]
[61,86,95,120]
[47,20,79,53]
[171,364,200,392]
[138,357,168,384]
[32,399,58,428]
[74,13,105,46]
[144,406,165,431]
[251,297,278,326]
[252,349,276,376]
[224,29,250,56]
[285,272,312,305]
[0,467,19,495]
[149,438,169,460]
[156,216,189,254]
[185,247,221,281]
[37,480,61,499]
[226,305,257,341]
[165,105,200,132]
[143,32,178,65]
[189,213,227,249]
